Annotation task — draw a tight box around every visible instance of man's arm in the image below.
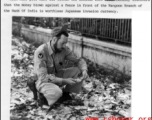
[64,47,88,72]
[34,49,63,88]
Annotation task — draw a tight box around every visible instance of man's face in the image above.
[54,34,68,53]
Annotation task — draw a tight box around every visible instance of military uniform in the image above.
[34,39,87,106]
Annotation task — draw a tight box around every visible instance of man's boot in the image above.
[27,79,48,106]
[57,92,72,103]
[27,79,37,100]
[37,93,49,107]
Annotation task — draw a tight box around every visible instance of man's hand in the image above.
[82,70,88,79]
[62,78,77,86]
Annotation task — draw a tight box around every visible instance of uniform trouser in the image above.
[38,67,82,106]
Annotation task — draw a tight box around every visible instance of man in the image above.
[29,24,88,107]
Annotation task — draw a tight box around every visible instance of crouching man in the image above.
[30,24,88,107]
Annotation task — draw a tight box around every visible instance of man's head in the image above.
[51,25,69,53]
[53,31,69,53]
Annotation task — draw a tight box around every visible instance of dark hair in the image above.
[56,31,69,38]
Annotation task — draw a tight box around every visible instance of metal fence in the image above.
[69,18,132,46]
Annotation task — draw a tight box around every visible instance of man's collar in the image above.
[47,40,53,55]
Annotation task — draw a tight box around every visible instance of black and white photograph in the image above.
[10,16,132,120]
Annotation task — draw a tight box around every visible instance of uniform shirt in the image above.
[34,40,87,91]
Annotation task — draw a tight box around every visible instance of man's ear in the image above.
[52,37,58,43]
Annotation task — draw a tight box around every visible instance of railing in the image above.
[70,18,132,46]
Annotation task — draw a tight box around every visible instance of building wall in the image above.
[12,22,131,75]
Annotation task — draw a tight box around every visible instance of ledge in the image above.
[69,34,131,58]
